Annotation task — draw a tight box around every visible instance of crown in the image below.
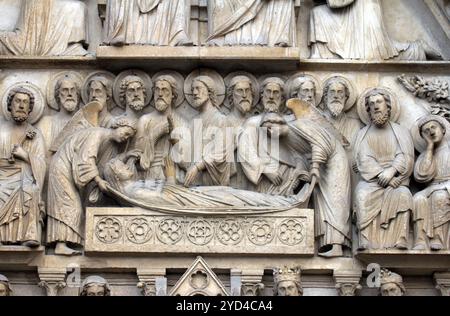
[273,266,301,284]
[380,269,403,286]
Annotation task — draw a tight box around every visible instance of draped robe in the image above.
[0,0,88,56]
[207,0,297,47]
[104,0,191,46]
[0,119,46,244]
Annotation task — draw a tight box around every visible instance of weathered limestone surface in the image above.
[0,0,449,296]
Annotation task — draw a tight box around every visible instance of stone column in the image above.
[230,269,242,296]
[137,268,167,296]
[434,272,450,296]
[38,267,67,296]
[241,270,264,296]
[333,270,362,296]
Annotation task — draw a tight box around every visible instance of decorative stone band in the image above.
[85,208,314,255]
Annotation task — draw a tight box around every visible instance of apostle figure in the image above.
[238,78,308,196]
[354,89,414,250]
[413,116,450,251]
[0,87,46,247]
[37,76,81,153]
[207,0,297,47]
[309,0,442,60]
[104,0,192,46]
[286,99,352,257]
[289,76,321,108]
[79,276,111,296]
[0,0,89,56]
[117,75,149,121]
[46,118,137,255]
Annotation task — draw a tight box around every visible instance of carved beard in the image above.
[129,99,145,112]
[264,101,280,113]
[62,99,78,112]
[327,100,345,117]
[155,99,170,112]
[12,112,28,123]
[371,111,390,127]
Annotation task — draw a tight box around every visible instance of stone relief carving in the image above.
[273,267,302,296]
[309,0,442,61]
[79,276,111,296]
[0,0,89,56]
[354,88,414,250]
[412,115,450,251]
[0,84,46,247]
[103,0,192,46]
[379,269,406,296]
[207,0,297,47]
[286,74,323,108]
[0,274,12,296]
[398,75,450,123]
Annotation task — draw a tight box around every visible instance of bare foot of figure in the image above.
[55,242,81,256]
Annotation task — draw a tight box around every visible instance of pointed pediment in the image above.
[169,256,229,296]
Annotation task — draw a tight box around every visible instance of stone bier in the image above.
[0,0,449,296]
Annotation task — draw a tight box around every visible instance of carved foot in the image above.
[412,243,427,251]
[430,242,444,251]
[22,240,40,248]
[55,242,81,256]
[394,238,408,250]
[318,245,343,258]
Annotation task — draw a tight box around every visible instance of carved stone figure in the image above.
[207,0,297,47]
[113,71,152,121]
[273,267,302,296]
[0,0,88,56]
[287,74,323,108]
[37,72,82,152]
[0,86,46,247]
[354,88,414,250]
[0,274,12,296]
[133,73,186,182]
[86,76,115,128]
[104,0,192,46]
[238,77,308,196]
[309,0,442,60]
[183,72,233,187]
[413,115,450,251]
[380,269,406,296]
[80,276,111,296]
[287,99,352,258]
[46,118,137,256]
[322,76,361,148]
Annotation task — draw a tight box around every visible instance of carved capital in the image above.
[434,272,450,296]
[137,268,166,296]
[333,270,362,296]
[241,270,264,296]
[38,268,67,296]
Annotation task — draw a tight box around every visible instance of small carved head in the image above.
[88,76,113,109]
[154,75,178,112]
[55,78,80,113]
[324,78,349,117]
[111,117,137,143]
[228,75,254,115]
[365,90,392,127]
[419,115,447,144]
[120,75,147,112]
[0,275,12,296]
[80,276,111,296]
[292,78,317,106]
[273,267,302,296]
[6,87,35,123]
[192,76,217,109]
[380,269,405,297]
[261,77,285,113]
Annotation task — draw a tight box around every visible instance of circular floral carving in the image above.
[126,218,152,244]
[247,219,274,245]
[278,219,304,246]
[95,217,122,244]
[187,220,214,245]
[216,219,244,245]
[157,218,183,245]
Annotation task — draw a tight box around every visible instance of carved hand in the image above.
[95,176,109,193]
[184,165,200,187]
[424,134,435,151]
[265,172,283,186]
[126,149,142,160]
[389,177,403,189]
[378,167,397,187]
[11,145,29,162]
